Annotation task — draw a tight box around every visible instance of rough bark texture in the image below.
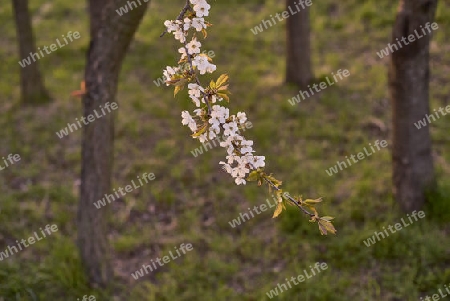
[12,0,51,104]
[389,0,438,212]
[78,0,149,287]
[88,0,108,38]
[286,0,313,88]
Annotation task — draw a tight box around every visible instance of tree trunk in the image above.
[389,0,438,212]
[286,0,313,88]
[88,0,108,38]
[78,0,149,287]
[12,0,51,105]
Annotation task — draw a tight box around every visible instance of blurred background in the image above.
[0,0,449,300]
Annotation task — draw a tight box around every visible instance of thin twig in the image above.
[263,177,315,217]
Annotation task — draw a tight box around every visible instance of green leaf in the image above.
[174,85,184,97]
[246,170,259,182]
[216,74,229,88]
[304,198,323,204]
[318,220,337,235]
[191,124,207,138]
[272,203,283,218]
[318,221,327,235]
[217,92,230,102]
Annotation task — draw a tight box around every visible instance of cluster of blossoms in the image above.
[162,0,336,235]
[165,0,264,186]
[181,86,265,186]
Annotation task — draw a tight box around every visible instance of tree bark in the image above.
[78,0,149,287]
[286,0,313,88]
[389,0,438,212]
[12,0,51,105]
[88,0,108,38]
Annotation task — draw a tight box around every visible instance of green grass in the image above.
[0,0,449,300]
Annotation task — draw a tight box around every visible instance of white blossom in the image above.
[192,0,211,18]
[236,112,247,124]
[173,29,187,43]
[225,145,235,156]
[223,121,239,137]
[163,66,180,86]
[193,108,204,116]
[186,38,202,55]
[235,178,246,185]
[208,119,221,135]
[220,161,233,173]
[204,62,216,74]
[192,55,215,75]
[188,83,204,107]
[220,136,234,148]
[198,133,208,143]
[232,163,249,178]
[183,17,192,31]
[164,20,180,33]
[178,47,187,59]
[225,155,236,164]
[210,105,229,123]
[181,111,197,132]
[208,129,217,140]
[240,140,254,154]
[163,66,177,80]
[191,17,207,32]
[251,156,266,169]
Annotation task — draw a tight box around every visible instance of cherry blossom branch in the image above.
[161,0,336,235]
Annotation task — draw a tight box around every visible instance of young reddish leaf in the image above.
[71,81,86,98]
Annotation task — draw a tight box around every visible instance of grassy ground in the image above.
[0,0,449,300]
